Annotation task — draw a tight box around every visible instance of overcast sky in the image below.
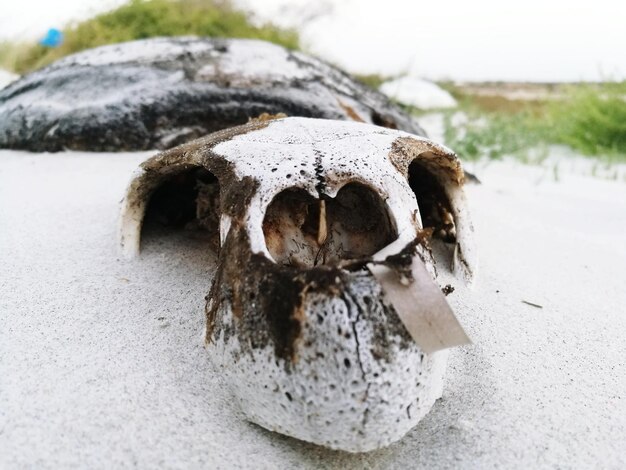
[1,0,624,82]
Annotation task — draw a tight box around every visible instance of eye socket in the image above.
[143,167,221,253]
[263,183,397,267]
[408,160,456,243]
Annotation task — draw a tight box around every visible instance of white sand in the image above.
[1,149,625,468]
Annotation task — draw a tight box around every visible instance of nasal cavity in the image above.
[263,183,396,267]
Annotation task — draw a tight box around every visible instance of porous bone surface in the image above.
[205,119,455,451]
[209,270,448,452]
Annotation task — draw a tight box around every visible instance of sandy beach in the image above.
[1,149,625,468]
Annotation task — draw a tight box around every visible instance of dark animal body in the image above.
[0,37,424,152]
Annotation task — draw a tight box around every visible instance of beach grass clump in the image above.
[548,82,626,158]
[443,81,626,161]
[354,73,390,90]
[443,108,547,161]
[1,0,299,74]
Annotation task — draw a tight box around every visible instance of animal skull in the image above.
[119,117,476,452]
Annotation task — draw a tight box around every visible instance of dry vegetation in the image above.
[0,0,298,74]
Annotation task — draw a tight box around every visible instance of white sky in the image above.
[1,0,624,82]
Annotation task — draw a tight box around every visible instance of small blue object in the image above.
[40,28,64,48]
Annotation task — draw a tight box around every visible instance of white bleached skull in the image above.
[119,117,477,452]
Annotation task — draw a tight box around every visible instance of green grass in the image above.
[1,0,299,74]
[354,73,391,89]
[441,82,626,161]
[548,82,626,158]
[443,108,548,161]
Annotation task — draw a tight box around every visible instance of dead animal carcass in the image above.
[0,37,423,152]
[119,117,476,452]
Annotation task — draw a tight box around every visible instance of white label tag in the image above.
[368,238,471,353]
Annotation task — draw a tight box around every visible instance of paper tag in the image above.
[368,238,471,353]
